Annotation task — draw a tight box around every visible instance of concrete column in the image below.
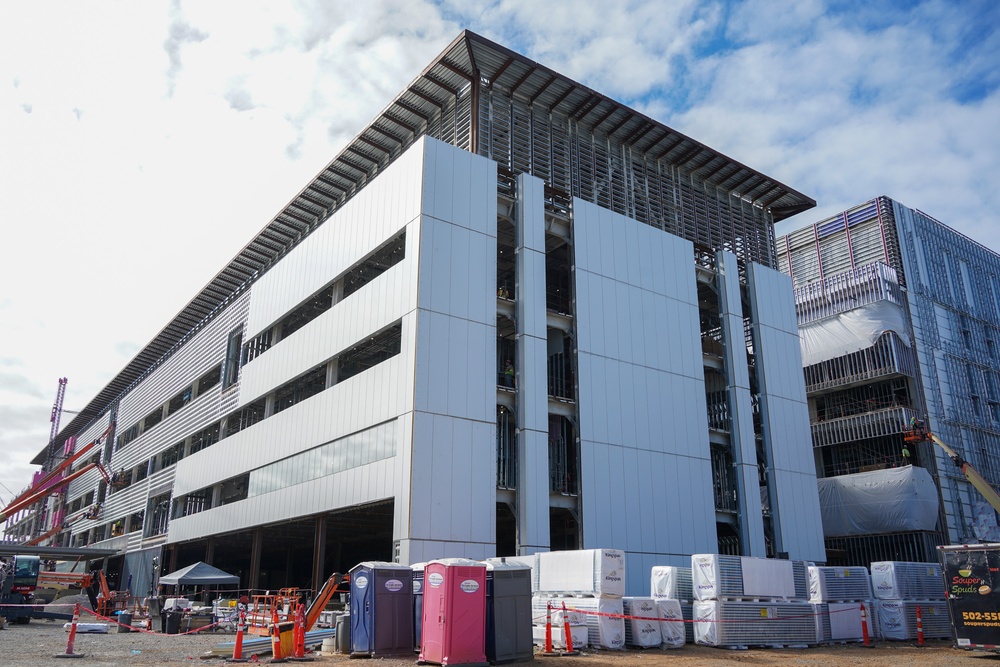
[204,537,215,566]
[249,527,263,590]
[515,173,551,555]
[312,515,327,594]
[716,250,767,556]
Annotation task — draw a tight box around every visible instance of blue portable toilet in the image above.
[412,562,426,652]
[349,561,414,657]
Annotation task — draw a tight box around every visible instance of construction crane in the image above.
[903,419,1000,514]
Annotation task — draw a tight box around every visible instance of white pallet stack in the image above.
[653,598,686,649]
[535,596,625,650]
[650,566,693,602]
[807,566,876,643]
[808,566,873,602]
[870,561,944,600]
[531,596,588,627]
[532,624,589,650]
[622,597,661,648]
[875,600,951,640]
[693,600,819,648]
[812,602,877,643]
[535,549,625,598]
[692,554,809,601]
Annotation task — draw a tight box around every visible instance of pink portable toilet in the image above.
[418,558,488,666]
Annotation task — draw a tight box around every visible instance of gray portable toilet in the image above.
[484,558,533,664]
[349,561,413,657]
[411,562,426,653]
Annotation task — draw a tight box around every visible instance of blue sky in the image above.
[0,0,998,514]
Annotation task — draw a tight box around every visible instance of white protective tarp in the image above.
[650,566,693,601]
[654,599,686,648]
[875,600,951,640]
[536,549,625,598]
[622,597,661,648]
[817,466,939,537]
[799,300,911,367]
[870,561,944,600]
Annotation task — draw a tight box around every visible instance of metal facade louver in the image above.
[693,554,810,601]
[808,566,874,602]
[693,600,820,647]
[870,561,945,600]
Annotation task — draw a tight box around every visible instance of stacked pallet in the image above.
[870,561,950,640]
[532,549,626,649]
[691,554,817,648]
[649,566,692,646]
[530,596,589,649]
[808,566,875,643]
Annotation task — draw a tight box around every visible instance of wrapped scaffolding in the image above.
[622,597,661,648]
[808,566,873,602]
[650,566,693,601]
[870,562,944,600]
[693,601,819,647]
[875,600,951,640]
[653,599,686,648]
[536,549,625,598]
[692,554,809,601]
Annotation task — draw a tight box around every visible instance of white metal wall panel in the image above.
[400,138,498,564]
[574,198,716,593]
[245,140,426,339]
[747,262,825,562]
[65,414,113,500]
[515,173,550,553]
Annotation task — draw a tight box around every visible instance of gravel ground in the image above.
[0,619,996,667]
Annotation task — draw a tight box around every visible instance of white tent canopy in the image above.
[158,561,239,586]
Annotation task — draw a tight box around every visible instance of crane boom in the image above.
[904,424,1000,515]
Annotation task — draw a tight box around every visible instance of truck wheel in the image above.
[15,616,30,624]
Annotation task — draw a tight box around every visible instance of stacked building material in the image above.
[531,549,626,650]
[530,596,589,649]
[652,598,685,649]
[650,565,694,644]
[691,554,816,648]
[622,597,661,648]
[871,561,949,640]
[808,566,875,643]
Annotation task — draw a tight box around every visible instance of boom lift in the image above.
[903,420,1000,514]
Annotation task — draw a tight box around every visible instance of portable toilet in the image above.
[484,558,533,664]
[418,558,488,666]
[412,562,426,652]
[349,561,414,657]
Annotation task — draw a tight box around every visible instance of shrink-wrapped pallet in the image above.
[693,600,819,647]
[532,624,589,650]
[870,561,944,600]
[875,600,951,639]
[654,599,685,648]
[622,597,661,648]
[650,566,693,601]
[531,596,588,626]
[812,601,874,643]
[536,549,625,598]
[808,566,873,602]
[539,597,624,649]
[692,554,808,601]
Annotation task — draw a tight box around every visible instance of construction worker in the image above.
[902,444,912,465]
[503,360,515,388]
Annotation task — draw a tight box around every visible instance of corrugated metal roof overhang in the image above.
[37,30,814,464]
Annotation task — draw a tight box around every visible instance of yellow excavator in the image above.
[904,419,1000,513]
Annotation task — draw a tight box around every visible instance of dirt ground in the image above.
[0,619,997,667]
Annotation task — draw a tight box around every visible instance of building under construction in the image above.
[778,196,1000,565]
[3,32,825,596]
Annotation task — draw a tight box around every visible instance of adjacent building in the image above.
[778,196,1000,565]
[4,31,825,596]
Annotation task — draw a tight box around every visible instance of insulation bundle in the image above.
[808,566,873,602]
[870,561,944,600]
[812,601,874,643]
[532,624,589,650]
[531,596,588,626]
[875,600,951,640]
[693,600,819,647]
[653,598,686,648]
[622,597,661,648]
[541,597,624,649]
[650,565,693,601]
[692,554,809,601]
[535,549,625,598]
